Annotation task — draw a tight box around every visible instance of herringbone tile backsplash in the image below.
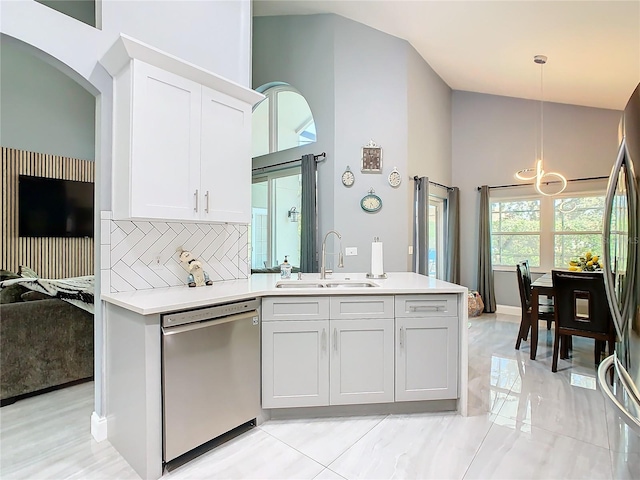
[100,212,249,293]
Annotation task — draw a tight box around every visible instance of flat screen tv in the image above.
[18,175,94,238]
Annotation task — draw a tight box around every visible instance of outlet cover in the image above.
[345,247,358,256]
[150,255,163,270]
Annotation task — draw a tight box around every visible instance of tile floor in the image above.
[1,313,638,479]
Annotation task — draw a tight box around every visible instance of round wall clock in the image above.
[388,167,401,187]
[361,188,382,213]
[341,166,355,187]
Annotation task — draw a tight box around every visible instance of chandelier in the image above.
[515,55,567,196]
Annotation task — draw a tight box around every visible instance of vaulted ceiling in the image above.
[254,1,640,110]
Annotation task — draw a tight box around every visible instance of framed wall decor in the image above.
[361,140,382,173]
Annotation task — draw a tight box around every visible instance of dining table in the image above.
[529,272,554,360]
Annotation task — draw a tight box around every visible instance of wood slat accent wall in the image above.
[1,147,94,279]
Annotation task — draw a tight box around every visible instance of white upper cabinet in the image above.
[101,34,263,223]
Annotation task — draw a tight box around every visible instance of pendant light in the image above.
[515,55,567,196]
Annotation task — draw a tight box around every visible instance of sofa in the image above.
[0,289,94,406]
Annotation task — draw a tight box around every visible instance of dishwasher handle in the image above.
[162,310,258,336]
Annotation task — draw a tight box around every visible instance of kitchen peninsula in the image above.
[102,272,468,480]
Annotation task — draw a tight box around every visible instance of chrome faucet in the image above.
[321,230,344,279]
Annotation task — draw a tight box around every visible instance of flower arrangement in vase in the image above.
[569,251,602,271]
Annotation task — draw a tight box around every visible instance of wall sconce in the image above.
[288,207,299,222]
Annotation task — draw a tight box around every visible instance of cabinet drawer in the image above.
[262,297,329,321]
[330,296,394,320]
[395,295,457,317]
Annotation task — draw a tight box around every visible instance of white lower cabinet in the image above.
[329,318,394,405]
[261,294,459,409]
[261,320,329,408]
[395,295,459,401]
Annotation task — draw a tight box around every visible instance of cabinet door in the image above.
[395,316,458,401]
[329,318,394,405]
[130,61,202,220]
[262,320,329,408]
[200,86,252,223]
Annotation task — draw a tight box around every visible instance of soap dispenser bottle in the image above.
[280,256,292,279]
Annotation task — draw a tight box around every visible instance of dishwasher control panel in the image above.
[162,298,260,328]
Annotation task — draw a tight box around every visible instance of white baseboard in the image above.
[91,411,108,442]
[496,304,520,317]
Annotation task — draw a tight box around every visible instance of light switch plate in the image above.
[408,245,413,255]
[345,247,358,256]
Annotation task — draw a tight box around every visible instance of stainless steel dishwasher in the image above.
[161,298,260,463]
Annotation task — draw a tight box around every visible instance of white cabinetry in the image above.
[126,62,202,221]
[329,297,394,405]
[262,293,460,409]
[261,297,329,408]
[101,35,263,223]
[262,296,394,408]
[395,295,459,401]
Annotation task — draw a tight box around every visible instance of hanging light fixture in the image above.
[515,55,567,196]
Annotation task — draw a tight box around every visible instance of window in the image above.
[491,199,541,267]
[251,167,302,270]
[553,196,605,267]
[428,197,445,278]
[490,189,605,270]
[252,83,316,158]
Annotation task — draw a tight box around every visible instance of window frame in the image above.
[251,166,302,270]
[490,196,542,268]
[490,185,607,272]
[429,196,446,279]
[252,83,316,157]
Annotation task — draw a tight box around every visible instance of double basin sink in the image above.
[275,279,379,289]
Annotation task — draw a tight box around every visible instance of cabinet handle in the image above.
[409,305,444,312]
[194,189,199,212]
[333,328,338,352]
[205,190,210,213]
[400,326,404,349]
[322,328,326,351]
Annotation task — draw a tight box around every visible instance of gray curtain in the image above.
[412,176,429,275]
[444,187,460,284]
[300,154,318,272]
[477,185,496,312]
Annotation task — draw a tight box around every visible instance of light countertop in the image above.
[101,272,468,316]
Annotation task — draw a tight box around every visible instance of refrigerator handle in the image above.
[603,140,628,339]
[597,355,640,435]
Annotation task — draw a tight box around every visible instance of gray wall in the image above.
[252,14,336,265]
[332,15,409,273]
[253,14,452,274]
[0,40,95,160]
[36,0,95,27]
[452,91,622,304]
[406,45,453,271]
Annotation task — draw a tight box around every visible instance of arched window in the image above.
[252,83,316,158]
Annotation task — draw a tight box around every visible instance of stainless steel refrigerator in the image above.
[599,82,640,442]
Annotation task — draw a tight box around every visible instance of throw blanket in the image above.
[0,275,94,314]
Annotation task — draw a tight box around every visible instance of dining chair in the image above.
[515,260,554,350]
[551,270,616,372]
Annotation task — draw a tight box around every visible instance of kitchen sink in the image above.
[274,280,379,289]
[324,281,379,288]
[274,281,326,288]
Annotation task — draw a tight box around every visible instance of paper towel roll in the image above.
[371,241,384,275]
